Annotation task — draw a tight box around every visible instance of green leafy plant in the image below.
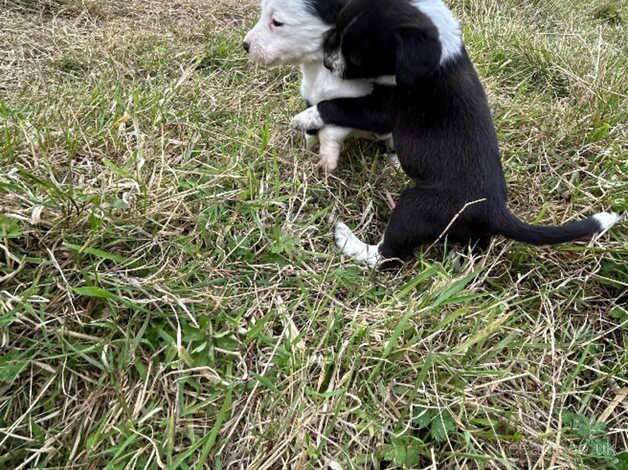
[563,411,620,466]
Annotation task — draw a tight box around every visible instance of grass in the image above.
[0,0,626,468]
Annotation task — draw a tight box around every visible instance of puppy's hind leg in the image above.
[317,125,351,173]
[335,188,444,268]
[377,188,451,268]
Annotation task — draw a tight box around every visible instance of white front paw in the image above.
[318,153,338,173]
[291,106,324,132]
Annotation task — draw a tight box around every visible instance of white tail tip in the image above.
[593,212,620,234]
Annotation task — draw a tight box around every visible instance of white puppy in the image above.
[243,0,392,172]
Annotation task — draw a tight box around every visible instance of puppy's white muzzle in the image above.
[243,30,275,66]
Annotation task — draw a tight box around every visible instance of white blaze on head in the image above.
[244,0,331,66]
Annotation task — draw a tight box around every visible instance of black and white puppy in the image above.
[243,0,394,172]
[292,0,619,267]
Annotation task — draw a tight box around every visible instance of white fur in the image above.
[291,106,350,172]
[335,222,382,267]
[244,0,330,65]
[317,126,353,172]
[412,0,463,64]
[245,1,393,172]
[291,105,324,131]
[299,61,374,104]
[291,104,393,172]
[300,62,379,171]
[593,212,620,234]
[327,0,463,73]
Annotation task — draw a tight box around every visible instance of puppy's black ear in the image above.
[395,29,441,87]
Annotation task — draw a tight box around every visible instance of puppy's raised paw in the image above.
[291,106,324,132]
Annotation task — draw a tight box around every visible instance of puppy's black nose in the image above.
[323,56,332,71]
[243,42,250,53]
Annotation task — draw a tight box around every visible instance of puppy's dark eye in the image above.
[272,19,284,27]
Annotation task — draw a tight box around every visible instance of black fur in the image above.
[318,85,396,134]
[304,0,385,139]
[306,0,348,24]
[311,0,606,264]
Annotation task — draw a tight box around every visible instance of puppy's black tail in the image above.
[491,207,619,245]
